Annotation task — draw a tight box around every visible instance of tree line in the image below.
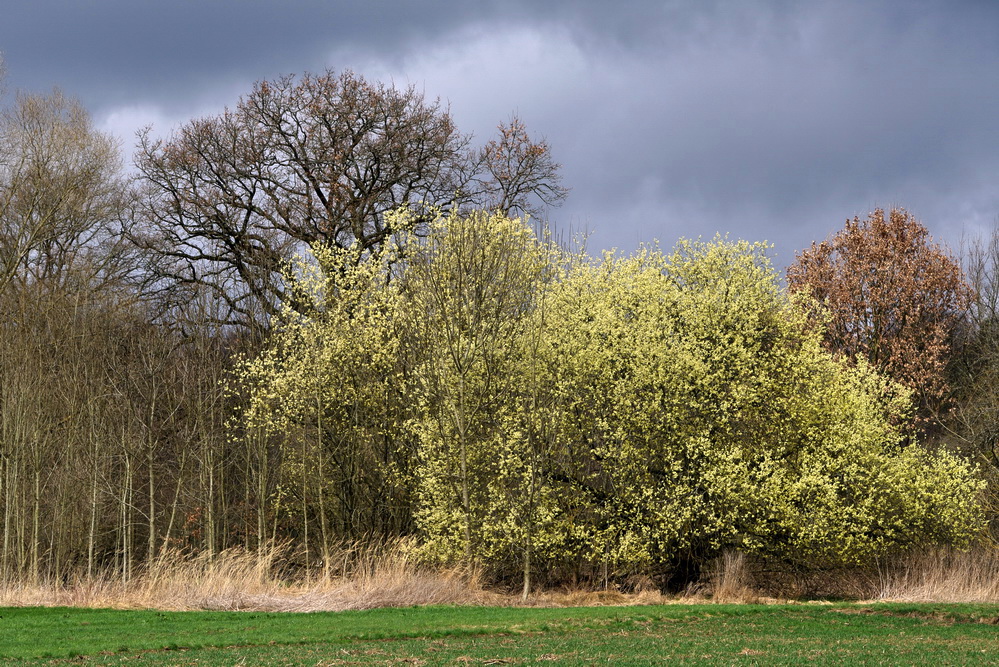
[0,62,994,594]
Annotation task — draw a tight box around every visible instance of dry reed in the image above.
[706,550,759,603]
[875,546,999,603]
[3,544,997,610]
[0,539,494,611]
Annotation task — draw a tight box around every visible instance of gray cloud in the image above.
[2,0,997,264]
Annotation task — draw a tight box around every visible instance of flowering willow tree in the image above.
[401,209,568,599]
[231,209,416,563]
[544,237,981,586]
[234,212,984,592]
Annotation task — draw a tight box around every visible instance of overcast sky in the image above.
[2,0,997,265]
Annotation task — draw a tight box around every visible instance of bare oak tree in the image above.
[136,69,568,330]
[474,115,569,218]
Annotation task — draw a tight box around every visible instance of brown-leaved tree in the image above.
[787,207,972,427]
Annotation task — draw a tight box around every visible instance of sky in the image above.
[2,0,998,266]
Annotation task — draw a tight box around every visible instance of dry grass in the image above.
[526,586,670,608]
[0,539,496,612]
[706,550,759,603]
[520,551,762,607]
[875,546,999,603]
[694,547,999,603]
[3,544,997,610]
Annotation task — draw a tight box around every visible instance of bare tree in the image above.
[135,69,568,331]
[946,223,999,531]
[474,115,569,218]
[0,90,126,297]
[0,83,185,583]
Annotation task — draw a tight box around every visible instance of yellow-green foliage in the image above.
[233,209,415,541]
[545,237,983,571]
[233,211,984,586]
[402,210,569,572]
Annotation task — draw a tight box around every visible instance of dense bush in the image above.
[237,210,984,593]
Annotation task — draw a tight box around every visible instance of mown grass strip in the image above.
[2,603,998,664]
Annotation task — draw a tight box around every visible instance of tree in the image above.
[786,208,972,426]
[136,69,567,331]
[233,211,416,560]
[0,86,141,583]
[403,210,566,596]
[473,116,569,218]
[233,217,984,592]
[0,89,128,297]
[235,208,571,592]
[944,222,999,533]
[0,82,237,584]
[546,237,982,587]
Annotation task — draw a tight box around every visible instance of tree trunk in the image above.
[30,468,40,586]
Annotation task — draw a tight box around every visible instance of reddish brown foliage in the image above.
[477,116,569,218]
[787,208,972,424]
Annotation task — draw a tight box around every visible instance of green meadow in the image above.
[3,603,998,665]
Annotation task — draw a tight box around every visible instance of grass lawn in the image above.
[2,602,998,665]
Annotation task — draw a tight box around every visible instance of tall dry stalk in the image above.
[0,539,490,611]
[876,546,999,602]
[707,550,758,603]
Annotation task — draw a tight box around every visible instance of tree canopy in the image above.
[136,69,566,330]
[0,59,990,595]
[787,208,971,426]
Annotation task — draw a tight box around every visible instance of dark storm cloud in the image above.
[2,1,998,262]
[494,0,999,259]
[1,1,489,108]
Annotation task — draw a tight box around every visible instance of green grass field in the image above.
[2,603,998,665]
